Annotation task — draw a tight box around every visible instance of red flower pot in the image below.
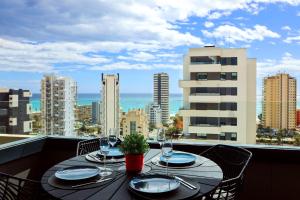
[125,154,144,173]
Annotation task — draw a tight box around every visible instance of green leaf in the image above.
[120,133,149,155]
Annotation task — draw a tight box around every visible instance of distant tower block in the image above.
[153,73,169,124]
[101,73,120,136]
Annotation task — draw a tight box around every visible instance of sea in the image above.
[31,94,300,116]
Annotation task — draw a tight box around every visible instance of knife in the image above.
[174,176,197,189]
[178,180,195,190]
[88,154,102,162]
[72,177,112,188]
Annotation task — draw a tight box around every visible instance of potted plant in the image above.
[120,133,149,173]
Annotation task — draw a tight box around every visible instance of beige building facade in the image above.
[122,109,148,138]
[101,74,120,136]
[262,74,296,130]
[75,105,92,122]
[179,47,256,144]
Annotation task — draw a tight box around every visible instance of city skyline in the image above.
[0,1,300,94]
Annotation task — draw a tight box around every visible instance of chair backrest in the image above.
[76,138,100,156]
[0,172,42,200]
[201,145,252,200]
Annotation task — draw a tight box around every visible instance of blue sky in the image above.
[0,0,300,95]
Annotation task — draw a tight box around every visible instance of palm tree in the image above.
[293,134,300,146]
[276,129,283,145]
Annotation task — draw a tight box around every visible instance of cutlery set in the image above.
[72,177,112,188]
[174,176,197,190]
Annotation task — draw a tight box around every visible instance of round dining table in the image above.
[41,149,223,200]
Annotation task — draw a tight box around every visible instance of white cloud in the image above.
[0,38,110,72]
[0,0,203,48]
[0,80,40,91]
[90,62,181,71]
[0,37,186,72]
[207,11,232,20]
[1,0,300,73]
[155,0,300,21]
[117,52,155,62]
[1,0,298,44]
[202,24,280,43]
[258,52,300,78]
[235,16,248,20]
[281,25,291,31]
[204,21,215,28]
[284,35,300,43]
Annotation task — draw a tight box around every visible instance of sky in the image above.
[0,0,300,95]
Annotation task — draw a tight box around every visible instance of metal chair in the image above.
[0,172,49,200]
[76,138,100,156]
[201,145,252,200]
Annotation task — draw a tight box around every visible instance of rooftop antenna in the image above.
[213,36,217,47]
[224,32,229,48]
[228,32,232,48]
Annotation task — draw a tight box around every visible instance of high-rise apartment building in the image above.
[122,109,149,137]
[145,103,162,128]
[154,73,169,124]
[101,74,120,136]
[0,88,32,134]
[92,101,102,124]
[297,109,300,127]
[41,74,77,136]
[262,74,296,130]
[179,47,256,144]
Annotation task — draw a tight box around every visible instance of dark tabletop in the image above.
[41,149,223,200]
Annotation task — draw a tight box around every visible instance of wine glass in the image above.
[109,135,117,147]
[99,137,112,176]
[157,128,166,148]
[108,134,118,162]
[161,140,173,176]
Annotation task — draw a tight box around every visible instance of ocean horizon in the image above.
[31,93,300,116]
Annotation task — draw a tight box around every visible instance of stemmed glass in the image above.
[109,135,117,148]
[162,140,173,176]
[99,137,112,176]
[157,128,166,147]
[108,134,118,162]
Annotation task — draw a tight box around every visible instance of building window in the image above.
[220,132,237,141]
[197,73,208,80]
[220,102,237,111]
[220,72,226,80]
[190,56,221,64]
[231,133,237,141]
[130,121,136,134]
[231,72,237,80]
[0,126,6,134]
[0,109,8,116]
[220,118,237,126]
[207,134,219,140]
[220,132,226,140]
[221,57,238,65]
[220,87,237,95]
[190,87,237,96]
[197,133,207,139]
